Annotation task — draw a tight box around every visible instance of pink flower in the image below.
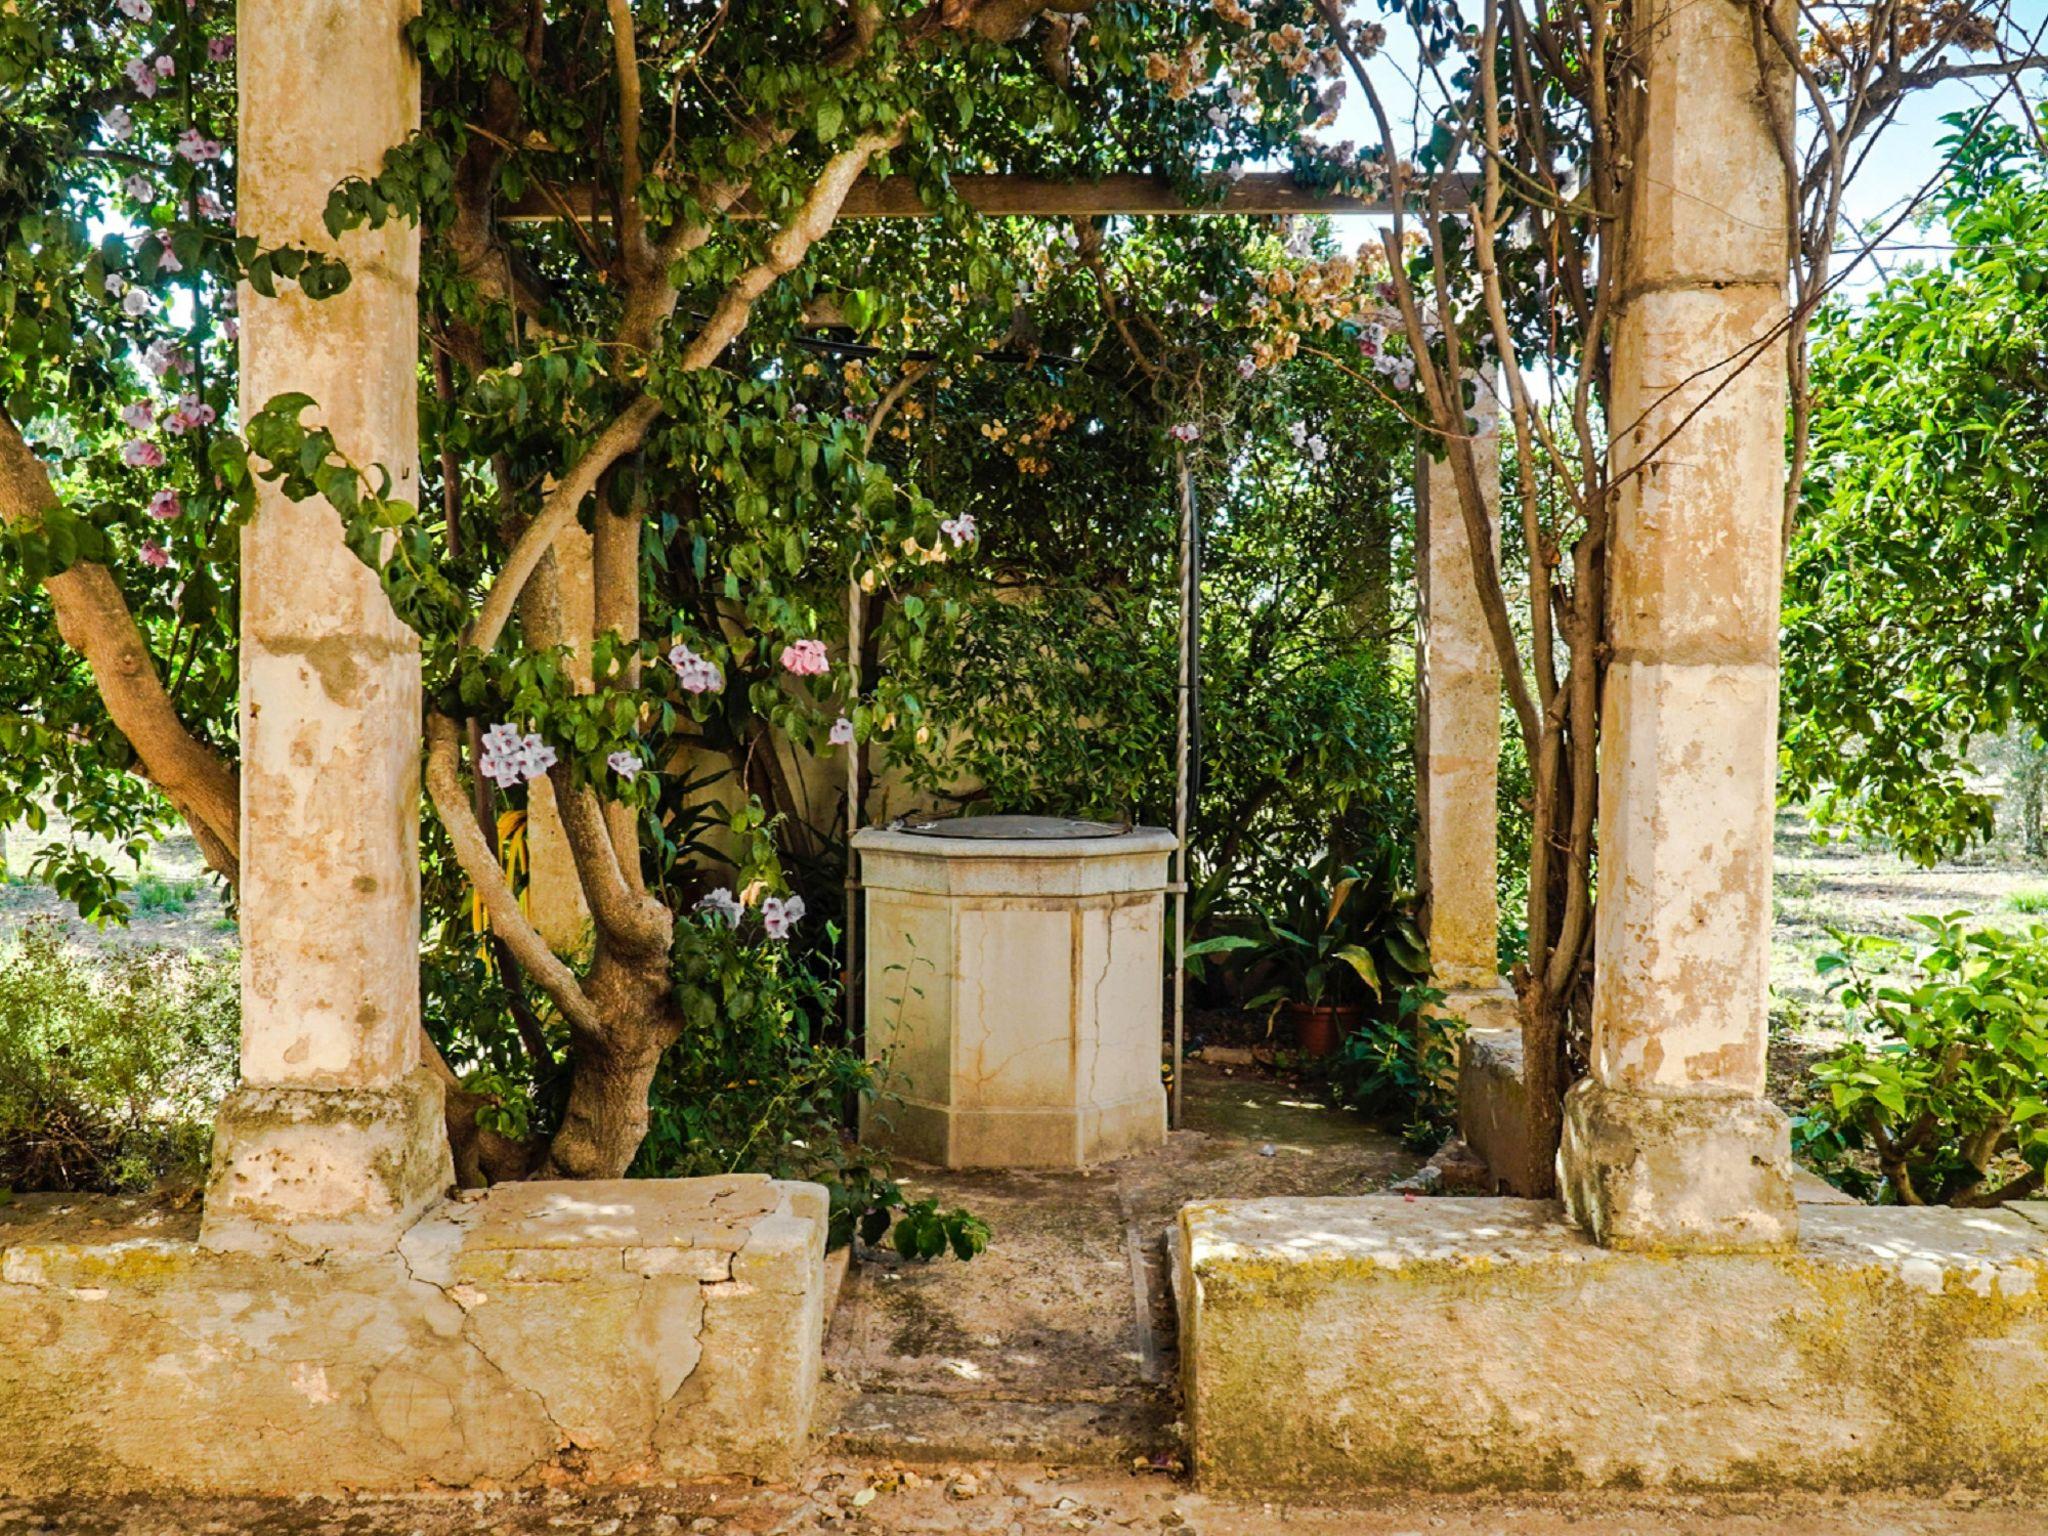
[607,750,641,781]
[477,722,556,788]
[940,513,977,548]
[163,395,216,435]
[1168,422,1200,443]
[122,439,165,469]
[124,58,158,97]
[667,642,724,695]
[206,34,235,62]
[120,400,153,430]
[1236,355,1257,379]
[761,894,806,940]
[829,715,855,747]
[143,341,190,377]
[152,230,182,273]
[152,53,175,77]
[194,189,226,221]
[123,173,153,202]
[780,639,829,677]
[139,538,170,568]
[147,488,182,520]
[174,129,224,164]
[116,0,152,18]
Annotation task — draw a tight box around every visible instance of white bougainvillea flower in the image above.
[761,894,806,940]
[147,488,182,520]
[780,639,829,677]
[102,106,134,141]
[695,887,744,928]
[829,716,855,747]
[139,539,170,569]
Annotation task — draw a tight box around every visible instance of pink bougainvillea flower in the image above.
[829,715,855,747]
[940,513,977,548]
[606,750,641,781]
[119,400,153,430]
[667,642,724,695]
[780,639,829,677]
[122,438,165,469]
[147,488,182,520]
[139,538,170,569]
[761,894,806,940]
[175,129,214,163]
[206,34,235,62]
[102,106,134,141]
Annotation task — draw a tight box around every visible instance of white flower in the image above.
[607,750,641,780]
[1306,434,1328,463]
[761,894,806,940]
[667,642,724,695]
[939,513,977,548]
[1236,355,1257,380]
[515,732,557,781]
[695,887,744,928]
[1288,420,1309,448]
[102,106,134,141]
[478,722,533,788]
[1168,422,1200,443]
[829,716,855,747]
[116,0,153,18]
[123,173,153,202]
[122,287,152,316]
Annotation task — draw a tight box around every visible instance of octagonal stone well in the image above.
[854,817,1173,1169]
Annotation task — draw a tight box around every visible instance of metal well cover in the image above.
[895,813,1129,840]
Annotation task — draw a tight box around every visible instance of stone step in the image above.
[823,1387,1178,1467]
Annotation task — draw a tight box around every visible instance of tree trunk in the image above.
[540,956,680,1178]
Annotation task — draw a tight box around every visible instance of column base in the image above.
[1558,1079,1796,1252]
[200,1066,453,1255]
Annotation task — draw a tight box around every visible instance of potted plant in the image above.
[1233,851,1433,1057]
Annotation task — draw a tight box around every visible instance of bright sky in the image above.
[1317,0,2048,296]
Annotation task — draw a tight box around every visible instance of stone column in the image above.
[202,0,451,1254]
[1557,0,1797,1251]
[1415,382,1504,997]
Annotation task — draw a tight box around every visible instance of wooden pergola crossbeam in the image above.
[503,170,1471,224]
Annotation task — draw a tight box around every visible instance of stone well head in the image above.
[854,817,1174,1169]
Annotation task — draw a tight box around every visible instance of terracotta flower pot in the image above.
[1284,1001,1362,1058]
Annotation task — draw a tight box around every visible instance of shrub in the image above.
[0,919,238,1194]
[1793,916,2048,1205]
[1322,984,1465,1149]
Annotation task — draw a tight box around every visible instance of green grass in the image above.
[133,872,200,915]
[2008,889,2048,914]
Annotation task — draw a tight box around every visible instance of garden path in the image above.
[819,1058,1419,1468]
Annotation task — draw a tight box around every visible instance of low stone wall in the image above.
[1175,1194,2048,1495]
[0,1175,827,1495]
[1452,1005,1529,1195]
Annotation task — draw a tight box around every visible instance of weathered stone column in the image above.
[1415,383,1504,996]
[1557,0,1796,1251]
[202,0,451,1253]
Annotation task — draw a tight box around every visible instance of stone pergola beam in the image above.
[201,0,452,1253]
[1557,0,1798,1251]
